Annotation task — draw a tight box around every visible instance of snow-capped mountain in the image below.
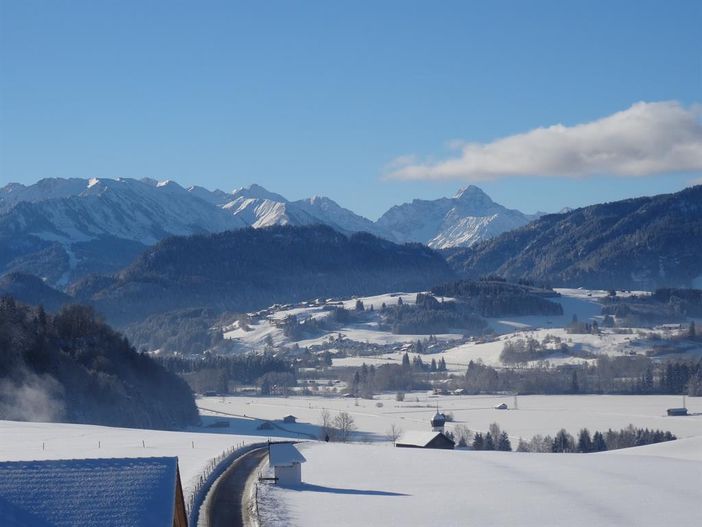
[1,177,245,245]
[218,184,392,238]
[376,186,533,249]
[0,178,88,214]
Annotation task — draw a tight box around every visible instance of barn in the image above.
[667,407,688,416]
[269,443,306,486]
[0,457,188,527]
[395,431,455,450]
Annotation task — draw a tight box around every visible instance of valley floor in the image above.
[2,392,701,526]
[198,393,702,441]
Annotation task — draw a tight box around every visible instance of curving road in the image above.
[201,447,268,527]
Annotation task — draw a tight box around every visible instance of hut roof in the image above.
[396,431,449,447]
[269,443,306,467]
[0,456,180,527]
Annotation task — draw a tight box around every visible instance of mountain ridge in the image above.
[446,185,702,289]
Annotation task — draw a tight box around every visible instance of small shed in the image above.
[282,415,297,424]
[667,407,688,416]
[396,431,455,450]
[0,457,187,527]
[269,443,306,486]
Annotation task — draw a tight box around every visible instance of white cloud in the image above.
[387,101,702,181]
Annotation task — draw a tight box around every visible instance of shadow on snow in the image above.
[292,483,408,497]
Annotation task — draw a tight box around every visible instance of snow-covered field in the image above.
[259,441,702,527]
[198,393,702,441]
[0,420,279,500]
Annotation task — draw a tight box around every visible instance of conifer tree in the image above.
[484,431,496,450]
[592,431,607,452]
[497,431,512,451]
[577,428,593,453]
[472,432,484,450]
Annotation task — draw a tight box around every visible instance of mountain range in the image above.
[0,177,530,286]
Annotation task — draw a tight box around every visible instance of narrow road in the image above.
[202,447,268,527]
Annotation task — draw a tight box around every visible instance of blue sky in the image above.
[1,1,700,218]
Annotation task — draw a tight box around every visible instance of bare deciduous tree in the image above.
[386,424,402,445]
[333,411,356,442]
[319,408,333,440]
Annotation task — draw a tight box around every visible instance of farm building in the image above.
[0,456,187,527]
[396,431,455,450]
[282,415,298,424]
[667,407,688,416]
[269,443,306,486]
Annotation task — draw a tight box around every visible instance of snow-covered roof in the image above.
[396,431,448,447]
[269,443,306,467]
[0,457,179,527]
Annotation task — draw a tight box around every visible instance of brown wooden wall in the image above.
[173,466,188,527]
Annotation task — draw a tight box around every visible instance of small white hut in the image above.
[269,443,306,486]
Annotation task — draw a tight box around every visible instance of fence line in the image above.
[186,441,266,527]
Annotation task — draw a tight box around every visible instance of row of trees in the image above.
[445,421,676,453]
[516,426,676,453]
[156,352,295,394]
[462,357,702,396]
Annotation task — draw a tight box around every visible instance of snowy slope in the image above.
[291,196,392,239]
[259,442,702,527]
[376,185,534,248]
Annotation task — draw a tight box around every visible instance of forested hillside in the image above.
[0,297,198,429]
[446,186,702,289]
[432,279,563,317]
[0,273,71,312]
[72,225,456,323]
